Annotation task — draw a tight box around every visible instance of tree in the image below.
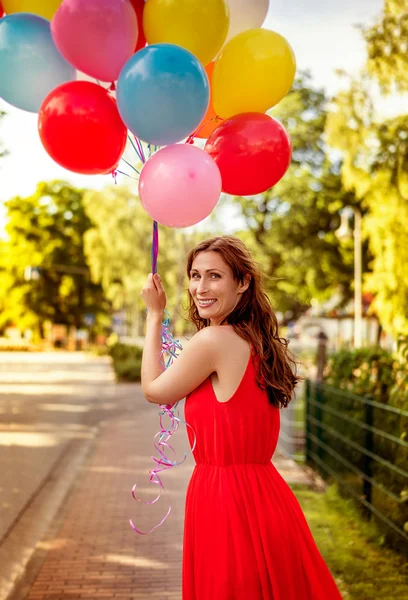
[363,0,408,93]
[328,97,408,335]
[233,73,360,320]
[83,184,210,335]
[0,181,108,339]
[326,3,408,336]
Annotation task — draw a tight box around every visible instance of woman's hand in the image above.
[141,273,166,317]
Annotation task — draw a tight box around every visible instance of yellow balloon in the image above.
[143,0,230,66]
[2,0,62,20]
[213,29,296,118]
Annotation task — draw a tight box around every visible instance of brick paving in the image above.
[21,383,193,600]
[9,377,316,600]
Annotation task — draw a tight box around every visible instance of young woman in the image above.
[141,235,343,600]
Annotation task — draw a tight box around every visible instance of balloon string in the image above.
[129,313,196,535]
[115,169,138,180]
[120,156,140,174]
[186,115,224,144]
[152,220,159,275]
[94,79,113,92]
[127,134,143,163]
[134,135,146,163]
[126,134,196,535]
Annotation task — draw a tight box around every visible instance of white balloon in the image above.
[225,0,269,42]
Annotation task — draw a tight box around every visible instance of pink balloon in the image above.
[51,0,138,82]
[139,144,222,228]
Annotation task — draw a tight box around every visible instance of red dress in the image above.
[182,352,343,600]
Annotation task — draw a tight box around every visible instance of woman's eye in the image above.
[191,273,220,279]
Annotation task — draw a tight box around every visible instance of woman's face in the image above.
[189,251,249,326]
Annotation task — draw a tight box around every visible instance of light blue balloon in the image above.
[117,43,209,146]
[0,13,75,113]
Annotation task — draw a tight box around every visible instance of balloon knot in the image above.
[109,81,116,91]
[112,170,118,184]
[185,136,195,145]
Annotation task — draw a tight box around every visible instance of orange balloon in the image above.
[193,62,223,139]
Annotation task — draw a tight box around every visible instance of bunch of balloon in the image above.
[0,0,295,221]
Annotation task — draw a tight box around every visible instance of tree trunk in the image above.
[75,275,85,350]
[376,320,383,346]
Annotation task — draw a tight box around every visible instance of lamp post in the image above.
[336,206,363,348]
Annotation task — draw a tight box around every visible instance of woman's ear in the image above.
[239,276,251,294]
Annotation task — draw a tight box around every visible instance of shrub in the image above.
[108,343,143,382]
[315,345,408,552]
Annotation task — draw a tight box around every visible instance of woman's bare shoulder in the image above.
[192,325,240,343]
[194,325,250,359]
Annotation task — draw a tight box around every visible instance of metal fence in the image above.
[277,382,305,461]
[305,379,408,550]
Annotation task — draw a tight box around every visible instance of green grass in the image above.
[291,482,408,599]
[293,395,305,433]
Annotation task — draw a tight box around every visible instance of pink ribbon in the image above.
[130,315,196,535]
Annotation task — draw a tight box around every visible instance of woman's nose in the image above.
[197,278,208,294]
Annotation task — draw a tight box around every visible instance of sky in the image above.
[0,0,384,235]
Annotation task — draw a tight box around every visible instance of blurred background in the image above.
[1,1,408,599]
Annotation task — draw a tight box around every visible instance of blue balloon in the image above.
[117,43,209,146]
[0,13,75,113]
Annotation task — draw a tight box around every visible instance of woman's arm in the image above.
[140,272,219,405]
[142,326,219,405]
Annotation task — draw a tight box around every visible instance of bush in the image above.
[108,343,143,382]
[0,338,30,351]
[88,344,110,357]
[324,347,399,401]
[316,346,408,552]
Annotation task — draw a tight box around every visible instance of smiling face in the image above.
[189,251,250,326]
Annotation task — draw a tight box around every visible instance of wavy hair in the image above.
[186,235,302,408]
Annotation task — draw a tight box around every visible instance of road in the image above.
[0,352,125,600]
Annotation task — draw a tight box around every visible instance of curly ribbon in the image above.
[130,312,197,535]
[115,136,196,534]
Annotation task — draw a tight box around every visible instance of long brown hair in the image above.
[186,235,302,408]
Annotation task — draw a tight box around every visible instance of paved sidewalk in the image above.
[10,382,317,600]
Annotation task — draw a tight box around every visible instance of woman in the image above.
[141,235,343,600]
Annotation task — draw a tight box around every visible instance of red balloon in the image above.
[205,113,292,196]
[130,0,146,52]
[0,2,4,17]
[38,81,127,175]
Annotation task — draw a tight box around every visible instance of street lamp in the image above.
[336,206,363,348]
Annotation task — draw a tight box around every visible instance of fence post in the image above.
[362,394,374,520]
[314,331,328,470]
[305,379,311,464]
[316,330,328,383]
[315,383,323,463]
